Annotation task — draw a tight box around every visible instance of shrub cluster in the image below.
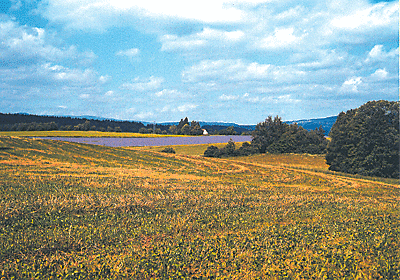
[204,140,260,158]
[160,147,176,154]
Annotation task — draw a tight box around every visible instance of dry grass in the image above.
[0,136,399,279]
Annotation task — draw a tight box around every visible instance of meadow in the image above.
[0,136,399,279]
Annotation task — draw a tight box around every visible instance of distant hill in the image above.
[285,116,337,135]
[1,113,337,135]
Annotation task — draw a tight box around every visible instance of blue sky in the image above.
[0,0,398,124]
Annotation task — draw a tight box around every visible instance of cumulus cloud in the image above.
[177,104,198,112]
[3,0,398,122]
[370,68,388,81]
[219,94,239,101]
[160,27,245,54]
[341,77,362,93]
[366,45,398,62]
[39,0,244,31]
[257,27,305,50]
[182,59,306,84]
[0,18,96,67]
[154,89,184,98]
[116,48,140,57]
[331,2,397,30]
[121,76,164,91]
[0,16,110,117]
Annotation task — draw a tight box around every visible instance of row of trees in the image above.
[204,116,328,158]
[168,117,204,135]
[1,122,59,131]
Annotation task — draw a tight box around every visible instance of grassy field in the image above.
[0,131,186,138]
[0,136,399,279]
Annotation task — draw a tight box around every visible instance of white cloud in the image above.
[257,27,305,49]
[341,77,362,92]
[99,75,111,84]
[121,76,164,91]
[219,94,239,101]
[177,104,198,112]
[370,68,389,81]
[161,35,206,51]
[40,0,244,31]
[331,2,398,30]
[132,111,155,120]
[154,89,183,97]
[79,94,91,99]
[182,59,306,84]
[116,48,140,57]
[366,45,399,62]
[0,18,96,66]
[161,27,244,52]
[40,63,98,85]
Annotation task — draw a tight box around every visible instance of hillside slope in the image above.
[0,137,398,279]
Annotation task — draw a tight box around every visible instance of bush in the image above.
[161,147,176,154]
[204,145,221,157]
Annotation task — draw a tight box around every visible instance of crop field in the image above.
[0,136,399,279]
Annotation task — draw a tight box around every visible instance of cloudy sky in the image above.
[1,0,398,124]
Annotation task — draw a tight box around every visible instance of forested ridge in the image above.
[0,113,147,132]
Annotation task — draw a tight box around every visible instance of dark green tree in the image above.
[190,121,203,135]
[251,116,289,153]
[204,145,221,157]
[326,100,399,178]
[177,117,189,131]
[222,139,236,156]
[168,125,178,135]
[180,124,191,135]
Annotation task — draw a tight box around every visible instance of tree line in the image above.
[204,116,328,158]
[204,100,399,179]
[0,114,242,135]
[0,114,146,132]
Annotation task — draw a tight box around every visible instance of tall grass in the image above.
[1,136,399,279]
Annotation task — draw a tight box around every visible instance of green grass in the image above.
[0,131,186,138]
[0,136,399,279]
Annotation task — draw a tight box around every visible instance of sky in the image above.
[0,0,398,124]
